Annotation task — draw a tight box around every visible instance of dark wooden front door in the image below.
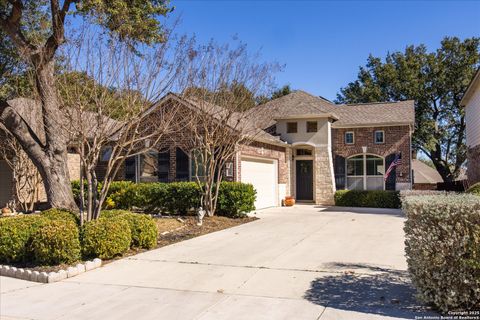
[296,160,313,201]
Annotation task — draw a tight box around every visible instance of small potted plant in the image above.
[283,196,295,207]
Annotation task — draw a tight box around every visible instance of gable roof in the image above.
[332,100,415,128]
[247,90,339,129]
[249,91,414,129]
[158,93,287,147]
[460,68,480,107]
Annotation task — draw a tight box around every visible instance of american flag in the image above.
[384,153,402,182]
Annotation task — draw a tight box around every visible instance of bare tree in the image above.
[0,128,42,212]
[177,41,280,216]
[57,29,192,223]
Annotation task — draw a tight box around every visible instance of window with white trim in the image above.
[346,154,384,190]
[374,130,385,144]
[345,132,354,145]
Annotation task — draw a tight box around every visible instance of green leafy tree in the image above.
[336,37,480,182]
[0,0,172,210]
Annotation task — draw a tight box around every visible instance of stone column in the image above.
[314,147,335,205]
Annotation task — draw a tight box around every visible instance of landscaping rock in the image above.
[93,258,102,268]
[38,272,48,283]
[47,272,60,283]
[85,261,95,271]
[76,263,86,274]
[67,267,78,278]
[31,271,40,282]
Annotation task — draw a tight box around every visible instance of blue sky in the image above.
[170,0,480,101]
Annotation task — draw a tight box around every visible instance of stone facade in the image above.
[314,147,335,205]
[331,125,412,189]
[467,145,480,185]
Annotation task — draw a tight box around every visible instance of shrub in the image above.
[217,182,256,218]
[31,220,81,265]
[82,218,131,259]
[71,180,102,205]
[163,182,201,214]
[334,190,400,208]
[467,182,480,196]
[40,208,79,225]
[0,215,47,263]
[403,194,480,312]
[101,210,158,249]
[105,181,137,210]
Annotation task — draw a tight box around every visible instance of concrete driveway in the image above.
[0,205,435,320]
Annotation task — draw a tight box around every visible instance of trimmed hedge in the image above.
[334,190,400,208]
[82,218,132,259]
[91,181,255,217]
[403,194,480,312]
[0,215,48,263]
[31,220,81,265]
[40,208,79,225]
[101,210,158,249]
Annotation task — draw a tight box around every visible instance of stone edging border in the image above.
[0,258,102,283]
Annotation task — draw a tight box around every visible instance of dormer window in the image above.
[345,132,354,145]
[287,122,297,133]
[306,121,317,133]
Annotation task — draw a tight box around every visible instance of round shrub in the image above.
[217,182,256,218]
[31,220,81,265]
[101,210,158,249]
[0,215,47,263]
[41,208,79,225]
[82,218,131,259]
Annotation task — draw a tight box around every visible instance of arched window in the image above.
[346,154,384,190]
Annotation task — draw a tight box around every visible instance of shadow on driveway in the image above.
[315,206,405,218]
[303,263,436,318]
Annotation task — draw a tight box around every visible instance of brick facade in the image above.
[331,126,412,189]
[239,141,288,185]
[467,145,480,185]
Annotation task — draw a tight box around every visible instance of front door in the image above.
[296,160,313,201]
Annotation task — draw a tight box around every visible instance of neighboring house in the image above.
[460,69,480,186]
[411,159,443,190]
[0,91,415,210]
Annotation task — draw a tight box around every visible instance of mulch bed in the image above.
[6,215,257,274]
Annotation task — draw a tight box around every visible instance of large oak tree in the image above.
[336,37,480,183]
[0,0,172,210]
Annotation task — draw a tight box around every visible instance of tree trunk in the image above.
[0,59,77,211]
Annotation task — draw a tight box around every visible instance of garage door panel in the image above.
[241,158,277,209]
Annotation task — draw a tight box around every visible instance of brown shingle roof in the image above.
[332,100,415,128]
[247,90,338,129]
[249,91,414,130]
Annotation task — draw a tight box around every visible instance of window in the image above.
[100,146,112,162]
[125,157,136,182]
[374,130,385,144]
[157,149,170,182]
[296,148,312,156]
[287,122,297,133]
[306,121,317,133]
[345,132,354,144]
[225,162,234,177]
[346,154,384,190]
[176,148,189,181]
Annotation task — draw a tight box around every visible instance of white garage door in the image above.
[241,157,277,209]
[0,160,13,208]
